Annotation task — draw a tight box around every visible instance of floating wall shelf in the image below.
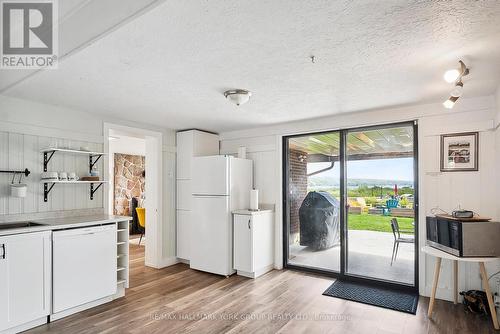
[42,181,108,202]
[41,148,106,173]
[41,148,107,202]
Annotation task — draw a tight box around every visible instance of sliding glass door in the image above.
[284,131,341,273]
[345,124,416,285]
[283,122,418,289]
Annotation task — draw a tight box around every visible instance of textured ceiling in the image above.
[3,0,500,132]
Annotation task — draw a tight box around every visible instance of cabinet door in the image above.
[177,131,194,180]
[0,231,51,332]
[193,131,219,156]
[233,215,253,272]
[177,210,191,260]
[0,240,8,329]
[176,180,192,210]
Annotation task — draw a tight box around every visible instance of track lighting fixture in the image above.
[442,60,469,109]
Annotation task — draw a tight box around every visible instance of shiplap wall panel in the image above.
[0,132,8,214]
[37,136,51,212]
[23,134,38,213]
[0,131,104,215]
[8,133,23,214]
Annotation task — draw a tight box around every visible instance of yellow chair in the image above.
[135,208,145,245]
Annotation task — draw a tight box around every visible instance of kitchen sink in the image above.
[0,222,45,230]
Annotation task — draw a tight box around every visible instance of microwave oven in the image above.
[426,216,500,257]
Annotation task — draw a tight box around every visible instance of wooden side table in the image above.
[422,246,500,330]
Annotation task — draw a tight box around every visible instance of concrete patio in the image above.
[289,230,414,285]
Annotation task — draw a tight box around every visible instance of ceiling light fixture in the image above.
[224,89,252,106]
[443,69,460,83]
[442,60,469,109]
[443,96,459,109]
[450,81,463,97]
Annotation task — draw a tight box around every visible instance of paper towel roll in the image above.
[250,189,259,211]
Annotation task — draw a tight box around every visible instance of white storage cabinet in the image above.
[0,231,52,332]
[176,130,219,260]
[233,210,274,278]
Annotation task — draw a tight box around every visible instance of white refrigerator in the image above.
[191,155,253,276]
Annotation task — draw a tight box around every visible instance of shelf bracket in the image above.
[90,182,103,200]
[44,182,56,202]
[43,151,56,172]
[89,154,102,173]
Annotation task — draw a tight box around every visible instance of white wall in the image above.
[109,136,146,156]
[0,131,103,216]
[220,95,499,301]
[0,95,177,267]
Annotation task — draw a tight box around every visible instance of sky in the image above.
[308,158,414,181]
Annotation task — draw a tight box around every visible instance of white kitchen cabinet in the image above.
[176,180,192,210]
[176,130,219,180]
[233,210,274,278]
[176,210,191,260]
[176,130,219,261]
[176,131,194,180]
[0,231,51,332]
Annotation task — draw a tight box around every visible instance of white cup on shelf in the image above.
[58,172,68,181]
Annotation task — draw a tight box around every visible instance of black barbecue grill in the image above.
[299,191,340,250]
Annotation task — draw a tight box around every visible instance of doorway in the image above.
[104,123,163,269]
[109,136,146,244]
[283,122,418,290]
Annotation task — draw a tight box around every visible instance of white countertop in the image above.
[0,215,131,236]
[232,209,274,216]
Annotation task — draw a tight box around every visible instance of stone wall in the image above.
[289,149,308,244]
[114,153,145,216]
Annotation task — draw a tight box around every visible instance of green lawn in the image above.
[347,213,414,234]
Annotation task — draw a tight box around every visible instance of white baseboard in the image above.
[146,256,179,269]
[50,296,114,321]
[237,265,274,279]
[1,316,47,334]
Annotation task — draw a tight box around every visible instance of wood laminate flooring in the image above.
[27,244,496,334]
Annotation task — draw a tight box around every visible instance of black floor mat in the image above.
[323,280,418,314]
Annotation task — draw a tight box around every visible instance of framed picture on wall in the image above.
[440,132,479,172]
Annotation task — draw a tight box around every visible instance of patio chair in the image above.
[390,218,414,265]
[383,199,399,216]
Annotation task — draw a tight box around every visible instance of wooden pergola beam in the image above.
[307,151,413,163]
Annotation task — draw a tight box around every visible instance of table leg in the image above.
[453,260,458,305]
[479,262,499,330]
[428,257,442,317]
